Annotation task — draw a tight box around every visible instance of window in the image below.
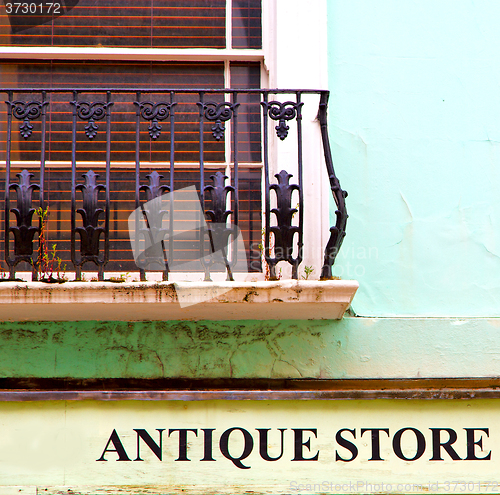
[0,0,264,276]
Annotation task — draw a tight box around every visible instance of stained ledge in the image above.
[0,280,358,321]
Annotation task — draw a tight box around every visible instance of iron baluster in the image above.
[74,171,106,272]
[138,172,170,278]
[198,96,239,280]
[269,170,301,277]
[4,91,13,278]
[39,91,47,212]
[197,92,210,280]
[204,172,235,280]
[261,92,273,279]
[4,94,48,279]
[70,91,79,279]
[318,91,348,279]
[295,92,304,279]
[70,94,113,280]
[231,92,239,280]
[35,91,48,281]
[169,91,176,279]
[135,94,176,280]
[134,92,144,280]
[7,170,40,274]
[103,91,112,281]
[262,97,304,279]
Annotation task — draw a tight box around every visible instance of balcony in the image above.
[0,88,356,319]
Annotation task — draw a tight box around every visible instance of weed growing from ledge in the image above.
[107,273,129,283]
[302,265,314,280]
[34,206,67,283]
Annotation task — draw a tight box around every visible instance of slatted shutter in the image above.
[1,0,227,48]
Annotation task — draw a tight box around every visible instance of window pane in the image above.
[231,62,261,163]
[232,0,261,49]
[0,0,226,48]
[0,60,225,163]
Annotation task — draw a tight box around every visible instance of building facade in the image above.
[0,0,499,492]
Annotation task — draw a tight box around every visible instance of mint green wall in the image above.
[327,0,500,316]
[2,318,499,379]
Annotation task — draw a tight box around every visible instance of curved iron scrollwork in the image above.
[70,100,113,140]
[8,170,40,262]
[318,92,348,279]
[75,170,106,259]
[198,102,239,141]
[266,170,302,280]
[262,100,303,141]
[6,100,49,139]
[203,171,236,281]
[134,101,176,140]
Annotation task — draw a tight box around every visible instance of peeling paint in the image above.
[0,317,499,380]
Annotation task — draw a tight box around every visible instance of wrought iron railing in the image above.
[0,88,347,282]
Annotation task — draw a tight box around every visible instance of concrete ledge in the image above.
[0,280,358,321]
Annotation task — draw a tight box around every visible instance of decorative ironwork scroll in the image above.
[262,100,303,141]
[6,100,49,139]
[134,101,176,140]
[198,101,239,141]
[70,100,113,139]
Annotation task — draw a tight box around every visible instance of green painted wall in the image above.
[1,318,499,379]
[327,0,500,317]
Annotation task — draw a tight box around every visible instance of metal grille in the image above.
[0,87,346,282]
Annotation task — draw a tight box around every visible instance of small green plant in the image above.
[108,273,128,283]
[302,265,314,280]
[34,206,67,283]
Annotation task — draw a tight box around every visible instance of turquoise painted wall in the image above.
[327,0,500,317]
[1,318,499,379]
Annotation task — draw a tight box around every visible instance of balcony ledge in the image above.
[0,280,358,321]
